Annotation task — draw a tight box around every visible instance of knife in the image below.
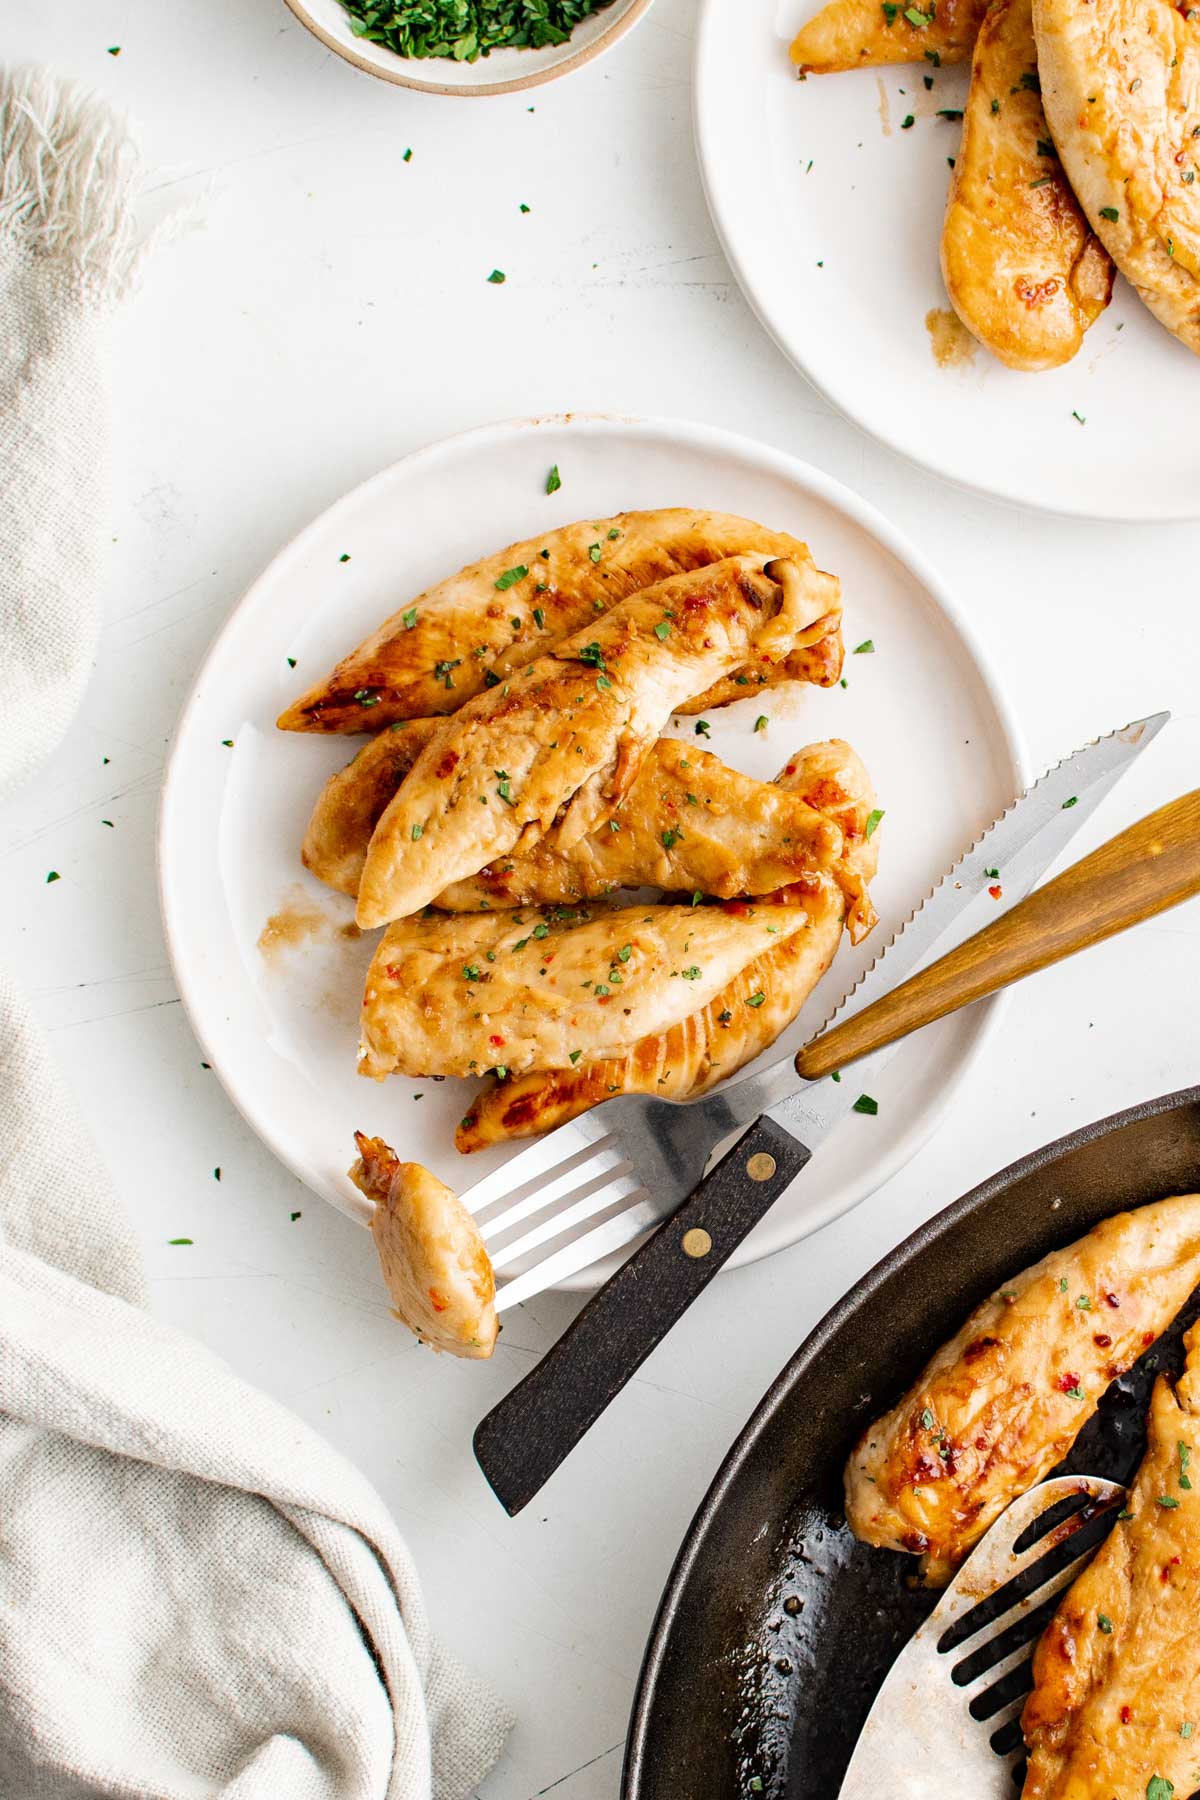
[474,713,1175,1513]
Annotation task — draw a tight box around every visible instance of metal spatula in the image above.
[840,1475,1125,1798]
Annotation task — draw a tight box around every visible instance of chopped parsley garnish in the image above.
[1182,1723,1194,1739]
[654,620,671,640]
[694,719,711,737]
[577,641,606,669]
[1075,1294,1092,1310]
[168,1237,193,1245]
[904,5,932,22]
[882,1,899,19]
[901,114,915,129]
[569,1049,582,1063]
[754,715,769,732]
[1097,1613,1113,1633]
[936,108,963,120]
[339,552,351,563]
[1181,1442,1193,1489]
[487,268,506,284]
[411,823,423,841]
[588,542,602,564]
[463,964,482,982]
[921,1407,936,1428]
[546,464,562,494]
[853,1094,879,1115]
[1100,206,1119,222]
[46,870,60,883]
[1072,411,1086,425]
[402,607,418,629]
[1037,138,1056,157]
[991,96,1000,113]
[662,828,684,850]
[608,527,620,540]
[1019,70,1041,91]
[495,564,528,591]
[532,922,549,939]
[533,606,546,629]
[618,943,632,961]
[747,992,766,1008]
[1065,1384,1085,1400]
[1062,795,1078,809]
[853,639,875,654]
[864,809,884,840]
[1029,176,1053,187]
[287,656,297,668]
[354,688,381,706]
[1157,1496,1181,1509]
[682,966,702,980]
[1146,1779,1175,1800]
[495,770,515,804]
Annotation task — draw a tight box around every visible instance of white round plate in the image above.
[159,413,1025,1290]
[282,0,652,95]
[695,0,1200,520]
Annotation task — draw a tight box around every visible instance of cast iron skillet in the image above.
[622,1086,1200,1800]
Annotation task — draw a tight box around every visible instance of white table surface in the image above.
[6,3,1200,1794]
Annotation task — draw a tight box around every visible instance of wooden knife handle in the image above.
[797,789,1200,1082]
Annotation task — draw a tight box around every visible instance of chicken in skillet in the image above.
[278,509,843,732]
[844,1195,1200,1584]
[354,555,839,928]
[1022,1314,1200,1797]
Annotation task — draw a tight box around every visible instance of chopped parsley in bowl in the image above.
[339,0,620,60]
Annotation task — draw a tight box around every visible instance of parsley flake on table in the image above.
[339,552,351,563]
[694,719,711,737]
[1062,795,1078,809]
[487,268,506,283]
[46,871,60,883]
[853,1094,879,1114]
[853,639,875,654]
[168,1237,192,1246]
[865,808,884,839]
[403,147,413,162]
[545,463,561,494]
[901,114,915,129]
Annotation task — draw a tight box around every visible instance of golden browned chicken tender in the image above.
[349,1133,497,1358]
[844,1195,1200,1584]
[358,898,821,1082]
[1035,0,1200,354]
[455,740,878,1151]
[355,556,837,929]
[303,726,858,918]
[790,0,991,73]
[942,0,1113,369]
[278,509,843,731]
[1022,1317,1200,1798]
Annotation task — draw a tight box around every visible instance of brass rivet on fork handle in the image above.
[746,1152,777,1181]
[681,1228,713,1259]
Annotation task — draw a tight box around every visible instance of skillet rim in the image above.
[622,1081,1200,1797]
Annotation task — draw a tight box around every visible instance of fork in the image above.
[838,1475,1125,1797]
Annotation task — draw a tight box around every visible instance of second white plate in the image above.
[159,413,1025,1289]
[695,0,1200,519]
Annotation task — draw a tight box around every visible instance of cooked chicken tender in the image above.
[304,726,863,922]
[942,0,1113,369]
[355,556,838,929]
[455,739,879,1151]
[1035,0,1200,354]
[278,509,843,731]
[844,1195,1200,1584]
[349,1133,497,1358]
[1023,1317,1200,1797]
[790,0,991,73]
[358,900,819,1082]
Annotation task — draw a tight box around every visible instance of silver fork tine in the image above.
[490,1168,646,1270]
[477,1137,628,1240]
[457,1116,606,1216]
[495,1189,662,1311]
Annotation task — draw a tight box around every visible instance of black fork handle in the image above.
[472,1115,811,1515]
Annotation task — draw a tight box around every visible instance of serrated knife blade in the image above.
[767,710,1170,1149]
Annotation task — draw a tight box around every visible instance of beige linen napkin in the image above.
[0,66,512,1799]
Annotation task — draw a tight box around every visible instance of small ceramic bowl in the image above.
[283,0,655,95]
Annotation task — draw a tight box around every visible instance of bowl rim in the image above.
[280,0,655,94]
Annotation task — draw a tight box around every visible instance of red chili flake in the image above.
[974,1437,988,1451]
[988,884,1003,900]
[1105,1292,1120,1308]
[901,1529,930,1553]
[489,1034,506,1047]
[1057,1372,1082,1393]
[1143,1331,1156,1346]
[1120,1705,1133,1723]
[1093,1333,1113,1348]
[428,1288,448,1313]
